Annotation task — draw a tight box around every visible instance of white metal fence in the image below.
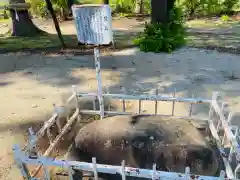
[13,48,240,180]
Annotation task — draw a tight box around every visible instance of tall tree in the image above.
[103,0,109,4]
[8,0,42,36]
[45,0,66,48]
[134,0,144,14]
[151,0,175,24]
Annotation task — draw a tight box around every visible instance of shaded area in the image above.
[2,47,240,116]
[187,31,240,50]
[0,81,12,86]
[0,30,137,54]
[1,16,240,54]
[0,33,78,52]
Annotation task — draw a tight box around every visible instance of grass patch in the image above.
[185,18,240,29]
[1,17,240,53]
[0,29,136,52]
[0,33,78,51]
[184,18,240,50]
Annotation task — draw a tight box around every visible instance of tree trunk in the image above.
[68,0,74,8]
[151,0,175,24]
[68,0,74,16]
[9,0,42,36]
[134,0,144,14]
[45,0,66,48]
[103,0,109,4]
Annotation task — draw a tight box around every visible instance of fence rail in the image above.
[12,48,240,180]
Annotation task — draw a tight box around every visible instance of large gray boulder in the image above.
[66,115,219,179]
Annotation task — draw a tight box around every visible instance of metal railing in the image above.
[12,48,240,180]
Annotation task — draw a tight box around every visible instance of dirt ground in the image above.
[1,17,240,179]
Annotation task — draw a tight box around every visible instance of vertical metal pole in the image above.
[152,163,156,180]
[68,166,74,180]
[72,85,81,122]
[138,100,142,114]
[106,86,111,111]
[121,87,126,112]
[121,160,126,180]
[172,89,176,116]
[185,167,190,180]
[188,93,194,117]
[208,92,217,135]
[155,89,158,115]
[92,157,98,180]
[219,170,225,180]
[93,98,96,111]
[94,48,104,119]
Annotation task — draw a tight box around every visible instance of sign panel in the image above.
[72,4,113,45]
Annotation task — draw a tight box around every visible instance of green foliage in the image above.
[222,0,239,13]
[26,0,48,18]
[81,0,240,18]
[27,0,240,19]
[177,0,239,17]
[114,0,135,13]
[133,7,186,53]
[27,0,69,18]
[221,14,230,21]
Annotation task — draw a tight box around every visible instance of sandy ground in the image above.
[1,18,240,179]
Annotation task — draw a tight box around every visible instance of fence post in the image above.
[28,127,38,157]
[185,167,190,180]
[72,85,81,122]
[94,47,104,119]
[92,157,98,180]
[219,170,225,180]
[68,166,74,180]
[152,163,156,180]
[121,160,126,180]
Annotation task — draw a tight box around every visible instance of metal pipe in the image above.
[78,109,210,122]
[18,153,230,180]
[94,48,104,119]
[76,92,212,104]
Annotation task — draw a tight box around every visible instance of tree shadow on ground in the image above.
[0,29,138,87]
[187,31,240,50]
[0,29,138,54]
[2,45,240,117]
[94,48,240,118]
[0,81,12,86]
[0,97,119,153]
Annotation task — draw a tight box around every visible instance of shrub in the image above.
[27,0,70,19]
[26,0,49,18]
[133,7,186,53]
[220,14,230,22]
